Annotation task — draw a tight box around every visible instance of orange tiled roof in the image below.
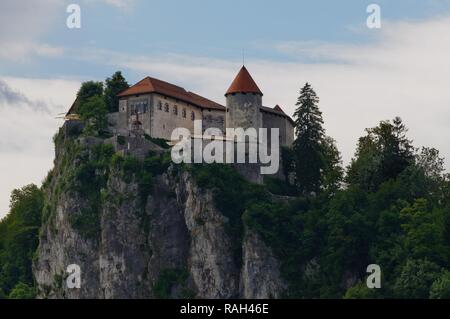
[117,76,225,110]
[225,66,262,96]
[186,91,225,111]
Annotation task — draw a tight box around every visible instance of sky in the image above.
[1,0,450,218]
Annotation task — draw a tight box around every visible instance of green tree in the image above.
[78,95,108,136]
[393,259,442,298]
[321,136,343,194]
[344,281,382,299]
[347,117,414,191]
[0,185,43,296]
[104,71,129,113]
[8,282,36,299]
[293,83,325,195]
[400,199,448,264]
[76,81,103,106]
[429,270,450,299]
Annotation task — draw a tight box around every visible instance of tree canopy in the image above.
[0,184,43,298]
[104,71,129,113]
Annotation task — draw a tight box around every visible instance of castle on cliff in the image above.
[105,66,294,145]
[65,66,294,182]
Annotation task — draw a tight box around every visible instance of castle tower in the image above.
[225,66,263,131]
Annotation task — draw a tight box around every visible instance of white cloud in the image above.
[1,10,450,218]
[100,0,135,9]
[0,0,65,61]
[0,77,80,218]
[84,0,136,10]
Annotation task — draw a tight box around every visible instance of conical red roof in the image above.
[225,66,262,96]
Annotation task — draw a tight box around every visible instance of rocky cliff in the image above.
[32,128,286,298]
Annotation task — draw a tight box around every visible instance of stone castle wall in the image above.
[117,92,292,146]
[261,110,295,147]
[226,93,262,130]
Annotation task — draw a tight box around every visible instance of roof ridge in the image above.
[146,76,187,92]
[117,76,225,111]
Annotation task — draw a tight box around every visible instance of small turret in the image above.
[225,66,263,130]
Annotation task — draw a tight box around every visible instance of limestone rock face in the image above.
[240,231,286,299]
[174,171,239,298]
[33,135,286,299]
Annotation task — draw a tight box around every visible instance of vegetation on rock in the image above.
[1,78,449,299]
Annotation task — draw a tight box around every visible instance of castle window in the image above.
[158,101,162,110]
[182,108,186,118]
[191,111,195,121]
[164,103,169,112]
[173,105,178,115]
[141,101,148,113]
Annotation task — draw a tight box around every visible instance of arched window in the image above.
[164,103,169,112]
[158,101,162,110]
[173,105,178,115]
[182,108,186,118]
[191,111,195,121]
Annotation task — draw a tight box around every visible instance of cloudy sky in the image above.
[1,0,450,218]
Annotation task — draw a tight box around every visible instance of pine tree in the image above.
[293,83,325,195]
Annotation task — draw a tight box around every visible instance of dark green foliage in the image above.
[264,177,297,196]
[153,268,189,299]
[66,122,83,138]
[293,83,325,195]
[117,135,126,145]
[291,83,343,196]
[68,144,115,241]
[280,146,295,183]
[0,185,43,298]
[78,95,108,136]
[8,282,36,299]
[112,151,171,207]
[344,281,382,299]
[76,81,103,107]
[243,197,328,297]
[243,118,450,298]
[321,136,344,194]
[104,71,129,113]
[429,270,450,299]
[347,117,414,191]
[393,259,442,299]
[144,134,170,149]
